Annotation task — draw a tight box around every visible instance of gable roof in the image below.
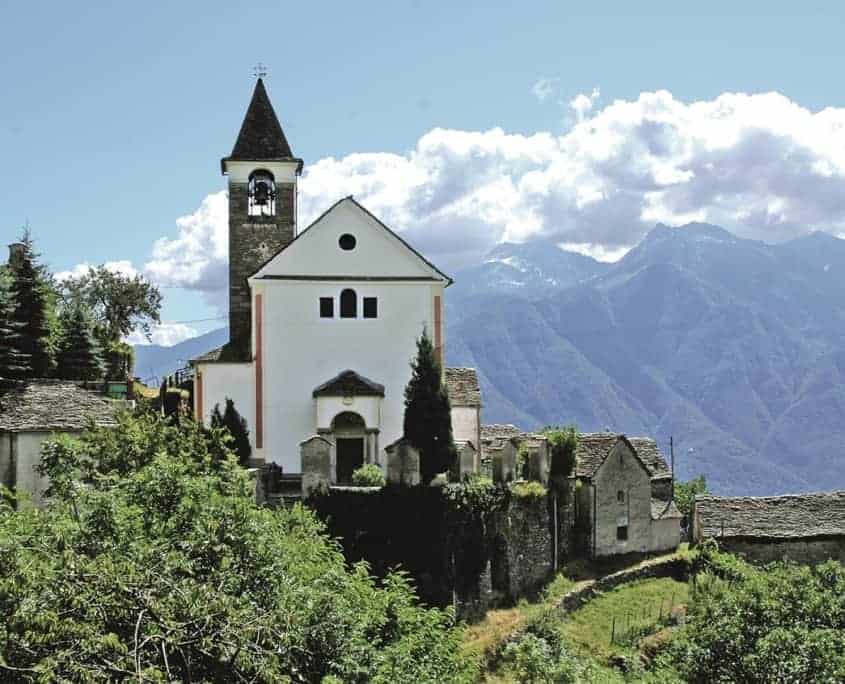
[694,491,845,540]
[313,369,385,398]
[250,196,452,284]
[444,368,482,407]
[221,78,302,173]
[574,433,671,480]
[481,423,524,446]
[0,380,119,432]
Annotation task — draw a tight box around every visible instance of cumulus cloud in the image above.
[532,77,559,103]
[125,322,198,347]
[111,88,845,315]
[55,260,139,282]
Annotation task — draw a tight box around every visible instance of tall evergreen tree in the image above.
[210,398,252,468]
[403,329,457,483]
[0,273,30,381]
[8,231,53,378]
[55,303,104,381]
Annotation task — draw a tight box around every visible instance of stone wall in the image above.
[228,181,295,357]
[493,495,553,601]
[717,536,845,565]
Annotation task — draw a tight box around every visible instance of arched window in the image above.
[340,289,357,318]
[248,170,276,216]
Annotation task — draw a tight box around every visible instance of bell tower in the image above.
[221,77,303,359]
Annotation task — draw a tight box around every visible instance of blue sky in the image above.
[3,1,845,343]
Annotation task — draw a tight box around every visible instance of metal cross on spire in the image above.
[253,62,268,79]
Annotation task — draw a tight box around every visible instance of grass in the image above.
[561,576,689,661]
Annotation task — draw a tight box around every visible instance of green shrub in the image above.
[510,480,548,499]
[443,473,507,515]
[351,463,386,487]
[542,425,578,485]
[500,631,580,683]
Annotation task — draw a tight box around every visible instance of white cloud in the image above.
[569,87,600,121]
[558,242,631,263]
[532,77,559,103]
[107,88,845,314]
[55,260,139,282]
[125,322,198,347]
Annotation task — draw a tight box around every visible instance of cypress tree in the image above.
[0,274,30,381]
[8,232,53,378]
[403,329,457,483]
[56,303,105,381]
[210,398,252,467]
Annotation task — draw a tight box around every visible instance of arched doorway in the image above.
[332,411,366,484]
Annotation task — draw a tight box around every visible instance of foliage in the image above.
[515,443,530,480]
[6,230,54,377]
[665,549,845,683]
[61,265,161,376]
[4,411,477,682]
[55,301,105,380]
[510,481,548,500]
[499,616,581,684]
[0,271,30,380]
[443,474,507,515]
[210,397,252,468]
[542,426,578,485]
[351,463,386,487]
[673,475,707,522]
[403,328,457,484]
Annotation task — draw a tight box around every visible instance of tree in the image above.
[211,398,252,467]
[55,302,105,381]
[0,272,30,381]
[0,410,478,682]
[674,475,708,530]
[403,329,456,484]
[62,266,161,377]
[7,231,53,377]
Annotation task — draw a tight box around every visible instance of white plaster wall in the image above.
[451,406,479,447]
[315,396,381,431]
[255,279,441,472]
[197,363,256,447]
[224,160,299,184]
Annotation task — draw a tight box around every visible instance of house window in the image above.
[319,297,334,318]
[617,525,628,541]
[340,289,357,318]
[617,489,625,503]
[363,297,377,319]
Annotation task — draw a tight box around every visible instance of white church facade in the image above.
[192,79,481,480]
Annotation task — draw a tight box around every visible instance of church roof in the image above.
[312,369,385,398]
[221,78,302,172]
[0,380,119,432]
[444,367,482,407]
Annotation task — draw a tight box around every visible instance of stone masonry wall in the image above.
[228,182,295,356]
[494,496,553,601]
[718,536,845,565]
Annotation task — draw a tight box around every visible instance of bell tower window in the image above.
[248,170,276,217]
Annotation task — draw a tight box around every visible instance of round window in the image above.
[338,233,357,251]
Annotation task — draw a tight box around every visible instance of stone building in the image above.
[691,491,845,564]
[573,433,681,557]
[0,380,119,506]
[444,367,482,452]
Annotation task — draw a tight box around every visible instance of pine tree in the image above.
[0,273,30,381]
[55,303,105,381]
[210,398,252,467]
[8,231,53,378]
[403,329,456,483]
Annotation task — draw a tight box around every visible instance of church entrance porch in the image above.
[336,438,365,484]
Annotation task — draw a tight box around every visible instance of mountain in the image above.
[136,224,845,495]
[133,327,228,384]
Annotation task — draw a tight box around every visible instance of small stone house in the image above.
[0,380,119,506]
[444,367,482,454]
[691,491,845,565]
[573,433,681,558]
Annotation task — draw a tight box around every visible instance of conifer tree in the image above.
[210,398,252,467]
[55,303,104,381]
[0,273,30,381]
[8,231,53,378]
[403,329,456,483]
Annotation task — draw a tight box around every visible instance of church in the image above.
[192,78,482,481]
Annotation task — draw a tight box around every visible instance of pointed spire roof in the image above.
[221,78,302,173]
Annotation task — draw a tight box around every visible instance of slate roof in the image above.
[574,433,672,480]
[0,380,119,432]
[313,369,385,398]
[652,498,683,521]
[628,438,673,479]
[481,424,524,446]
[693,491,845,540]
[221,78,302,172]
[190,343,247,365]
[444,367,482,407]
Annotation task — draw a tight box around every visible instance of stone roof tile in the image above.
[0,380,119,432]
[225,78,296,162]
[444,367,482,407]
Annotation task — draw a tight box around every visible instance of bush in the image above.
[500,630,580,684]
[542,426,578,485]
[510,480,548,500]
[351,463,386,487]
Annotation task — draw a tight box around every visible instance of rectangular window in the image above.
[616,525,628,541]
[363,297,378,319]
[319,297,334,318]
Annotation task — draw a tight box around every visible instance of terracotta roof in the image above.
[0,380,119,432]
[694,491,845,540]
[574,433,671,480]
[652,498,683,521]
[313,369,385,398]
[444,367,482,407]
[222,79,300,170]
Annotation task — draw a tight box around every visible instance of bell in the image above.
[253,181,270,206]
